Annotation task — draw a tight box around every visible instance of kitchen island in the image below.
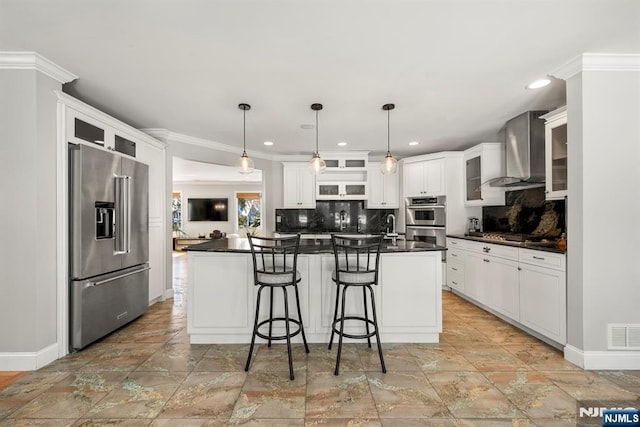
[185,237,446,344]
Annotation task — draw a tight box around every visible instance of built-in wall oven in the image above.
[406,196,446,227]
[406,226,446,248]
[406,196,446,261]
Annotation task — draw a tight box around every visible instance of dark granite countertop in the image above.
[185,237,445,254]
[447,234,566,254]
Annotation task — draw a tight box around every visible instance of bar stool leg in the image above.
[294,284,310,354]
[363,287,372,348]
[328,282,341,350]
[367,284,386,373]
[245,285,264,372]
[282,286,294,380]
[335,284,349,376]
[267,287,274,348]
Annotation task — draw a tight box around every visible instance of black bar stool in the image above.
[245,233,309,380]
[329,234,386,376]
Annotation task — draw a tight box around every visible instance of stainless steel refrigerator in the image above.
[69,143,150,351]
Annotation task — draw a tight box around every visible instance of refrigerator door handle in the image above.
[90,265,151,287]
[114,175,131,254]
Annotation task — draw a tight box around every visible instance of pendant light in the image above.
[237,103,254,174]
[380,103,398,175]
[309,103,326,174]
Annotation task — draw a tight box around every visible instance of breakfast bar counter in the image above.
[185,237,446,344]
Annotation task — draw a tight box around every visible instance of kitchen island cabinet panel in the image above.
[186,239,444,343]
[380,252,441,331]
[190,253,252,334]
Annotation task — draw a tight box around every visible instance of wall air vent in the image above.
[608,324,640,350]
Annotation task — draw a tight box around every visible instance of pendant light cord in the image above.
[387,108,390,153]
[316,110,319,153]
[243,108,247,154]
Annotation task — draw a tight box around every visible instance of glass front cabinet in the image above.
[541,107,568,200]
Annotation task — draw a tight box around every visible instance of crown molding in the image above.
[0,51,77,83]
[550,53,640,80]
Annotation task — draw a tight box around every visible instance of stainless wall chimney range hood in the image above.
[488,110,548,188]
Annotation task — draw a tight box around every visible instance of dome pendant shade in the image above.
[237,103,254,175]
[309,103,325,174]
[380,103,397,175]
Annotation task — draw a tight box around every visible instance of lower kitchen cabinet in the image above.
[447,237,566,346]
[487,256,519,321]
[464,247,519,320]
[519,250,567,344]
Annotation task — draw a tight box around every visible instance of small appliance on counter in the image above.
[468,217,480,234]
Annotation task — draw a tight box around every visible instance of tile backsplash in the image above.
[482,187,566,237]
[276,201,394,234]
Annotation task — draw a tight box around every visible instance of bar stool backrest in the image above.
[331,234,383,285]
[247,234,301,285]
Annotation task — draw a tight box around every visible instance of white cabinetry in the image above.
[446,238,465,292]
[463,143,505,206]
[316,181,367,200]
[541,107,568,200]
[367,163,399,208]
[518,249,566,344]
[403,158,445,197]
[447,237,566,346]
[464,241,520,319]
[322,153,368,170]
[283,162,316,208]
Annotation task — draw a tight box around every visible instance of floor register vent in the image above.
[608,324,640,350]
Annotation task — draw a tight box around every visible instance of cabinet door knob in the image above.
[483,258,490,263]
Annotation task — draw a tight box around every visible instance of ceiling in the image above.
[2,0,639,159]
[173,157,262,182]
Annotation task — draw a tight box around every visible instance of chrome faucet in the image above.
[386,213,398,245]
[339,210,347,232]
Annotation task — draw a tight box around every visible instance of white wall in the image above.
[0,69,59,355]
[173,182,262,237]
[566,63,640,359]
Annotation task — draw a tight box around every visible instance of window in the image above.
[172,192,185,236]
[237,192,262,234]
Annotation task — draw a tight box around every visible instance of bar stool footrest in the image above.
[332,316,378,340]
[256,317,303,341]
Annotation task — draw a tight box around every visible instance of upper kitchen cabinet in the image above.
[541,107,568,200]
[463,143,505,206]
[321,152,368,170]
[367,162,399,208]
[283,162,316,208]
[403,157,445,197]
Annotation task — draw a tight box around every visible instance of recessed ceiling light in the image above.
[409,141,419,146]
[337,141,347,146]
[301,124,314,129]
[526,79,551,90]
[263,141,274,146]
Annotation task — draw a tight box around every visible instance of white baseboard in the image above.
[0,343,59,371]
[565,344,640,370]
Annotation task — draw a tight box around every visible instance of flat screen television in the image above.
[187,198,229,221]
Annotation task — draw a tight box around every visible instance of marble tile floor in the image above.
[1,257,639,425]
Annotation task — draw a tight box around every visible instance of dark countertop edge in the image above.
[184,237,445,254]
[447,234,566,254]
